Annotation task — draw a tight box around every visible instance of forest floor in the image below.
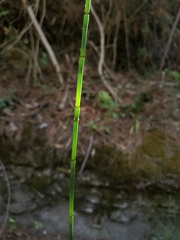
[0,65,180,239]
[0,66,179,156]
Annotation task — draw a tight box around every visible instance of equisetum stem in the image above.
[69,1,91,240]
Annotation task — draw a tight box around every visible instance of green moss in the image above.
[90,146,135,183]
[130,129,180,181]
[139,129,166,158]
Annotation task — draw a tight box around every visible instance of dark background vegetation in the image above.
[0,0,180,76]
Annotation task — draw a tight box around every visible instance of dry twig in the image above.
[0,0,40,54]
[27,5,64,84]
[79,135,94,176]
[112,8,121,69]
[123,2,131,72]
[33,0,46,85]
[91,4,121,103]
[157,8,180,81]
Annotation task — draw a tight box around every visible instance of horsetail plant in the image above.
[69,0,91,240]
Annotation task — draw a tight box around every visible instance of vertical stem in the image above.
[69,1,91,240]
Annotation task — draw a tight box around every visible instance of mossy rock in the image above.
[129,129,180,181]
[90,146,135,184]
[90,129,180,185]
[3,47,28,72]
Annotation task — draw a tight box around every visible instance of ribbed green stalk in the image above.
[69,1,91,240]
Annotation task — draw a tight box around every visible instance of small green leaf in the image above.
[8,217,16,232]
[23,38,29,44]
[98,91,116,117]
[40,52,48,66]
[120,112,126,118]
[170,71,180,79]
[9,218,15,223]
[41,84,47,90]
[130,126,134,135]
[34,220,41,229]
[135,120,140,133]
[159,83,163,88]
[88,120,97,130]
[7,99,14,106]
[105,127,110,134]
[112,112,118,118]
[0,99,6,109]
[176,127,180,132]
[0,11,9,17]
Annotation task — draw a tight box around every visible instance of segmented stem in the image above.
[69,1,91,239]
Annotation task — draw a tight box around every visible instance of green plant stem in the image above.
[69,1,91,240]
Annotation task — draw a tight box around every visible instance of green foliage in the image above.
[98,91,115,109]
[23,38,29,45]
[0,98,6,109]
[0,88,17,109]
[0,10,9,17]
[169,70,180,80]
[130,120,140,134]
[100,125,111,134]
[84,89,91,101]
[120,97,143,117]
[153,219,180,240]
[34,220,41,229]
[88,120,110,134]
[164,69,180,83]
[41,84,48,94]
[40,52,48,66]
[120,91,152,118]
[7,217,16,232]
[153,197,180,240]
[5,26,17,41]
[98,91,117,117]
[88,120,97,130]
[176,93,180,98]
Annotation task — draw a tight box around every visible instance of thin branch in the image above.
[89,40,119,82]
[157,8,180,81]
[112,8,121,69]
[58,84,69,110]
[79,135,93,176]
[27,5,64,84]
[90,5,121,103]
[91,4,104,76]
[123,2,131,72]
[103,0,113,29]
[25,55,33,86]
[0,23,32,54]
[0,0,40,54]
[29,26,37,84]
[33,0,46,85]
